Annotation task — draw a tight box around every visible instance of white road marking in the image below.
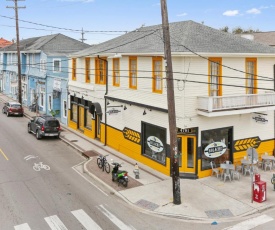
[71,209,102,230]
[14,223,31,230]
[72,164,108,196]
[24,155,38,160]
[223,214,273,230]
[99,204,132,230]
[45,215,68,230]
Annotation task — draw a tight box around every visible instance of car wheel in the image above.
[36,130,41,140]
[55,134,60,139]
[6,112,9,117]
[28,125,31,133]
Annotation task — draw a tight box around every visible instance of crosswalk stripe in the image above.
[14,223,31,230]
[99,205,132,230]
[223,214,274,230]
[71,209,102,230]
[45,215,68,230]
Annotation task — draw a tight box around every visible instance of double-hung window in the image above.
[208,57,222,96]
[95,57,106,84]
[40,59,46,72]
[85,57,90,83]
[53,59,61,72]
[129,57,137,89]
[72,58,76,81]
[245,58,257,94]
[113,58,120,86]
[152,57,162,93]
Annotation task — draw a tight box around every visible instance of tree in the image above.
[219,26,261,34]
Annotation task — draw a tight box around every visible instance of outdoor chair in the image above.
[264,160,272,171]
[210,161,220,178]
[243,165,251,176]
[223,169,231,182]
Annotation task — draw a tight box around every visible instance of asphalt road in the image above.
[0,101,210,230]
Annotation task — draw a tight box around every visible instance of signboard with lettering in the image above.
[204,142,227,158]
[252,113,268,124]
[106,108,121,115]
[53,78,61,92]
[147,136,164,153]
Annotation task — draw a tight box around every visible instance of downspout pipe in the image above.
[97,55,108,146]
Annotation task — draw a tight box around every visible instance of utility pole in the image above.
[160,0,181,205]
[80,28,87,43]
[7,0,25,104]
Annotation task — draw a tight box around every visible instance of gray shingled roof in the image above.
[73,20,275,57]
[1,34,90,55]
[240,32,275,46]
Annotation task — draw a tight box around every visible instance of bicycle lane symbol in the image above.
[33,162,50,171]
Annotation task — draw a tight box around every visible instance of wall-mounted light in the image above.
[74,93,76,97]
[81,95,84,99]
[124,105,127,110]
[107,100,110,105]
[143,109,146,115]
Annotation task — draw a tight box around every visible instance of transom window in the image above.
[245,58,257,94]
[129,57,137,89]
[152,57,162,93]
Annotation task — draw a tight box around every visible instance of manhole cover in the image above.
[135,199,159,211]
[205,209,234,218]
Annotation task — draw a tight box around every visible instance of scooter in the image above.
[111,162,128,187]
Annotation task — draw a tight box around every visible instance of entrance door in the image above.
[95,114,101,139]
[78,106,84,131]
[177,135,196,173]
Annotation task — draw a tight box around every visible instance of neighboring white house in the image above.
[68,20,275,178]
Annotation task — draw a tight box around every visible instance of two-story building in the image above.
[0,34,90,124]
[68,20,275,179]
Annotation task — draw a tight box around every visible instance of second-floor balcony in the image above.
[197,93,275,117]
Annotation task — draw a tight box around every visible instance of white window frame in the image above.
[40,87,45,108]
[53,59,61,72]
[63,100,67,118]
[40,59,46,72]
[48,94,52,111]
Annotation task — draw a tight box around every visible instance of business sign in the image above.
[252,113,268,124]
[53,78,61,92]
[147,136,164,153]
[106,108,121,115]
[204,142,227,158]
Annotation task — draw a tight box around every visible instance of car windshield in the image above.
[11,104,21,109]
[46,120,59,127]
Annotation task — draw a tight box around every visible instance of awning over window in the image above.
[89,102,102,115]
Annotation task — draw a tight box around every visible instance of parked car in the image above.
[27,115,61,140]
[2,102,24,117]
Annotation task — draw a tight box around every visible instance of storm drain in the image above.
[70,140,78,142]
[205,209,234,218]
[135,199,159,211]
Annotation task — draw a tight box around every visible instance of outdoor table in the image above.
[220,163,235,181]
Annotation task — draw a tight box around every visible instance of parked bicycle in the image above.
[97,154,110,173]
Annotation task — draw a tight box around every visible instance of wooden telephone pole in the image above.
[7,0,26,104]
[160,0,181,205]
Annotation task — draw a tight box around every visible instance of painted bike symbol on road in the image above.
[33,162,50,171]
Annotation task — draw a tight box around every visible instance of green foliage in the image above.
[50,110,60,117]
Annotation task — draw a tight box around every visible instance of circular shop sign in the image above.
[204,142,227,158]
[147,136,164,153]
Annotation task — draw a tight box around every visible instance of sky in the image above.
[0,0,275,45]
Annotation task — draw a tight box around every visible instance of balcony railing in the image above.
[197,93,275,113]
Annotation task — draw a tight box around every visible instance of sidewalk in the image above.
[1,94,275,223]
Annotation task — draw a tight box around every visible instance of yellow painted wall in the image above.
[68,110,77,130]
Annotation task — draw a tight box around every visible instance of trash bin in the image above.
[253,180,266,203]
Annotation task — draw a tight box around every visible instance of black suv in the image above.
[28,115,61,140]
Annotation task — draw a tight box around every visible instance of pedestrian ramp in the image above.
[14,205,135,230]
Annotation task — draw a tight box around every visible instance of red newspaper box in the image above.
[253,181,266,203]
[255,174,260,182]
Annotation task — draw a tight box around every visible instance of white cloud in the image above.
[59,0,94,3]
[223,10,239,16]
[152,3,160,7]
[246,8,261,14]
[177,13,187,17]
